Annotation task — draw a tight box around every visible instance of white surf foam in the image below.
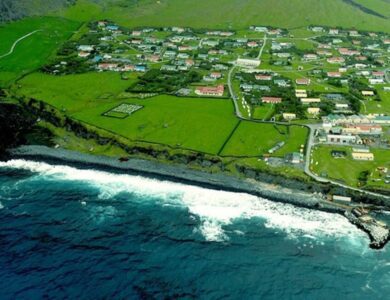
[0,159,367,243]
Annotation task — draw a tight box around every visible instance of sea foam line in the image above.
[0,159,367,243]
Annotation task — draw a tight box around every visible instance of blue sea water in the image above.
[0,160,389,299]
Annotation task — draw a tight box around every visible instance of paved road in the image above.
[0,30,41,59]
[227,65,244,118]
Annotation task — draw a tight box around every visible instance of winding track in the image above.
[0,30,41,59]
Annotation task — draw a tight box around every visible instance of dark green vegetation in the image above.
[0,103,35,156]
[129,69,202,93]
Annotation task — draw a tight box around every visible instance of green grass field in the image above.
[56,0,390,33]
[0,17,80,87]
[312,145,390,188]
[15,71,309,156]
[220,121,308,157]
[15,72,240,154]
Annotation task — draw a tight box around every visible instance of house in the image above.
[338,48,360,56]
[361,91,375,97]
[372,71,385,79]
[254,26,268,32]
[210,72,222,79]
[106,25,119,31]
[163,50,177,58]
[372,116,390,125]
[327,57,345,64]
[121,65,135,72]
[161,65,177,72]
[327,134,358,144]
[352,151,374,161]
[295,89,307,98]
[303,54,318,61]
[134,65,146,72]
[343,124,382,135]
[274,79,290,87]
[286,152,301,164]
[78,45,94,52]
[335,103,349,110]
[332,195,352,204]
[308,107,320,115]
[78,51,90,58]
[247,41,258,48]
[301,98,321,104]
[369,78,384,85]
[327,72,342,78]
[185,59,195,66]
[255,74,272,81]
[131,30,142,36]
[262,97,282,104]
[236,58,261,68]
[296,78,310,85]
[195,85,224,97]
[283,113,296,120]
[98,63,119,71]
[329,29,339,35]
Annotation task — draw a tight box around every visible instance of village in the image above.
[42,20,390,190]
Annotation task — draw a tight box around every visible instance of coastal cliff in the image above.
[0,103,35,157]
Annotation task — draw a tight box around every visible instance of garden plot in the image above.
[103,103,143,119]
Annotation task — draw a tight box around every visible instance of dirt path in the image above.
[0,30,41,59]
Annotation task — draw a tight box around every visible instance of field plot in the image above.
[103,104,143,119]
[72,95,238,154]
[15,73,238,154]
[220,121,308,157]
[0,17,80,86]
[15,72,134,113]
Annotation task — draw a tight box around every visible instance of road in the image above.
[257,34,267,59]
[0,30,41,59]
[227,65,244,118]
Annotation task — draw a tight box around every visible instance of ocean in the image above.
[0,159,389,299]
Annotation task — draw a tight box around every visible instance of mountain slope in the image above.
[0,0,75,22]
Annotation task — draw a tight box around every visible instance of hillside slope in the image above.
[0,0,75,22]
[59,0,390,32]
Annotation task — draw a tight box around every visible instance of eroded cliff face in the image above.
[0,0,75,22]
[0,103,35,156]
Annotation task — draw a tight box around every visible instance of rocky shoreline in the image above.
[7,145,390,249]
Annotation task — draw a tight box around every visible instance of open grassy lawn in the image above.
[15,72,134,113]
[58,0,390,33]
[252,105,274,120]
[311,145,390,188]
[220,121,308,157]
[16,72,239,154]
[0,17,80,87]
[73,95,238,154]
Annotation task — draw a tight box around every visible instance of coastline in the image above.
[7,145,390,249]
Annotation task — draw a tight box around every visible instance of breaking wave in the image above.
[0,159,367,244]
